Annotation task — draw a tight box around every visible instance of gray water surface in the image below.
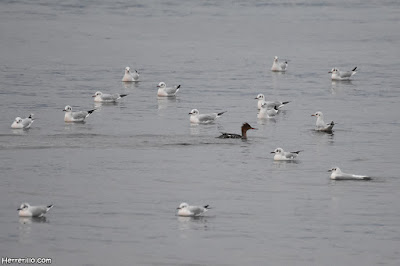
[1,1,400,265]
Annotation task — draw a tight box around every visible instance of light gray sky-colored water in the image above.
[1,1,400,265]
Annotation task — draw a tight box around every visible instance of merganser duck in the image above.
[92,91,128,103]
[17,203,53,217]
[11,114,34,129]
[328,167,371,180]
[311,111,334,132]
[218,123,257,139]
[271,56,288,72]
[63,105,95,122]
[328,67,357,81]
[177,202,210,217]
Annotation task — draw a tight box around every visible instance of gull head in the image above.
[189,109,199,115]
[93,91,102,97]
[255,94,265,100]
[17,203,30,211]
[328,68,338,74]
[177,202,189,210]
[260,102,268,109]
[328,167,341,173]
[157,82,166,89]
[125,67,131,73]
[14,117,22,124]
[311,111,323,118]
[63,105,72,112]
[271,147,283,154]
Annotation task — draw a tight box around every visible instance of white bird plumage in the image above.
[271,56,288,72]
[17,203,53,217]
[92,91,128,103]
[328,67,357,81]
[189,109,226,124]
[122,66,139,82]
[157,82,180,97]
[177,202,210,217]
[255,94,290,110]
[328,167,371,180]
[11,114,34,129]
[63,105,95,122]
[311,111,334,132]
[271,147,302,161]
[258,102,278,119]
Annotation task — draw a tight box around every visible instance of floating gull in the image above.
[328,67,357,81]
[177,202,210,217]
[92,91,128,103]
[271,147,302,161]
[157,82,180,97]
[311,111,334,132]
[328,167,371,180]
[271,56,288,72]
[17,203,53,217]
[122,67,139,82]
[63,105,95,122]
[255,94,290,110]
[258,103,278,119]
[189,109,226,124]
[11,114,34,129]
[218,123,257,139]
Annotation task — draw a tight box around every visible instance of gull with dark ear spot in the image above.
[122,66,139,82]
[328,67,357,80]
[271,56,288,72]
[92,91,128,103]
[189,109,226,124]
[11,114,34,129]
[17,203,53,217]
[177,202,210,217]
[328,167,371,180]
[311,111,334,132]
[157,82,180,97]
[63,105,95,122]
[271,148,302,161]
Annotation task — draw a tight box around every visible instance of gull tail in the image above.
[87,109,96,115]
[217,111,227,116]
[46,204,54,212]
[292,150,303,154]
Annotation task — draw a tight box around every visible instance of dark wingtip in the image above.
[120,94,128,98]
[293,150,303,154]
[177,85,181,89]
[47,204,53,209]
[217,111,227,116]
[282,101,290,105]
[87,109,96,114]
[204,205,210,209]
[352,67,357,71]
[274,106,278,111]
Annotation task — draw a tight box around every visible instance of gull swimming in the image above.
[11,114,34,129]
[17,203,53,217]
[177,202,210,217]
[255,94,290,110]
[328,167,371,180]
[92,91,128,103]
[271,56,288,72]
[271,147,302,161]
[157,82,180,97]
[189,109,226,124]
[63,105,95,122]
[311,111,334,132]
[218,123,257,139]
[122,67,139,82]
[328,67,357,81]
[258,103,278,119]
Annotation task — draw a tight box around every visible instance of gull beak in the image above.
[270,151,275,154]
[328,71,332,73]
[176,207,181,210]
[188,112,192,115]
[311,114,315,116]
[17,207,22,211]
[327,169,333,172]
[92,95,96,97]
[63,109,66,112]
[254,97,258,99]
